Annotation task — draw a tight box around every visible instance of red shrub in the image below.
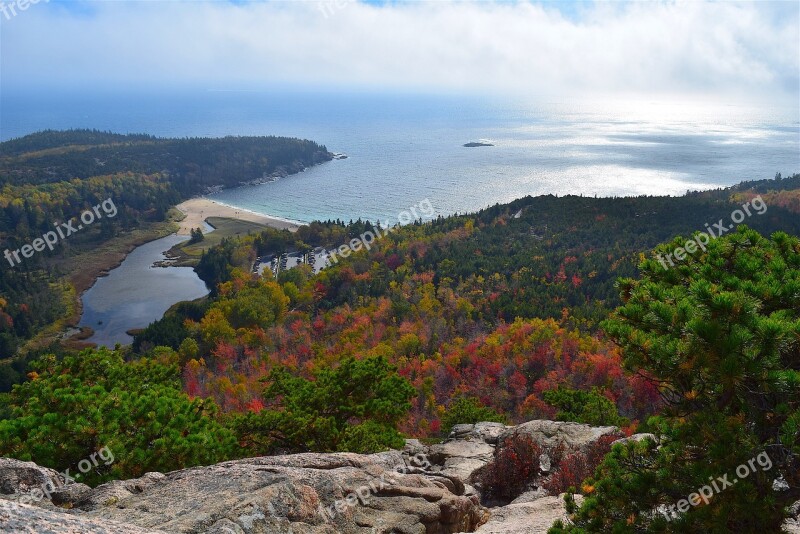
[479,435,568,502]
[543,434,618,494]
[480,434,619,502]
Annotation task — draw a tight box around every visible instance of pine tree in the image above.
[552,227,800,532]
[0,348,238,485]
[232,355,415,454]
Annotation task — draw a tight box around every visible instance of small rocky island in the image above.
[463,141,494,147]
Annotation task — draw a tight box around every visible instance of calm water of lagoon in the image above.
[79,234,208,348]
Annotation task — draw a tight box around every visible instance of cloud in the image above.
[1,0,797,102]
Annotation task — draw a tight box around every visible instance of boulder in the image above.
[0,457,63,499]
[446,423,509,445]
[611,433,658,447]
[424,423,510,483]
[427,440,496,483]
[50,482,93,507]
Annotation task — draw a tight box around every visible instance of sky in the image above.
[1,0,798,104]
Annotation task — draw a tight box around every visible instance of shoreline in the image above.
[175,198,302,234]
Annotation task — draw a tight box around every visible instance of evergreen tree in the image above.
[441,396,508,433]
[189,227,204,244]
[0,348,238,485]
[233,355,415,454]
[552,227,800,532]
[543,387,629,427]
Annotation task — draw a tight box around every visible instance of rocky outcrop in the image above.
[425,423,509,483]
[611,433,658,447]
[497,420,620,453]
[0,420,628,534]
[452,420,622,507]
[4,421,795,534]
[0,457,62,497]
[1,451,485,534]
[415,421,622,533]
[85,451,484,533]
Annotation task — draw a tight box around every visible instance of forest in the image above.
[123,174,800,437]
[0,129,332,192]
[0,130,798,530]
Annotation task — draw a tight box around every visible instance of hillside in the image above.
[124,174,800,438]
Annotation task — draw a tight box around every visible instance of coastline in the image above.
[176,198,301,234]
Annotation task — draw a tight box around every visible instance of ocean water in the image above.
[1,90,798,224]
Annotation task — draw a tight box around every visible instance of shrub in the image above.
[543,387,629,427]
[441,396,508,434]
[480,433,620,503]
[543,434,618,495]
[233,355,415,454]
[0,348,237,485]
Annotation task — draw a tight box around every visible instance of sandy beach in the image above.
[175,198,300,234]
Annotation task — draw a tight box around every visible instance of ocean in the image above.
[2,90,798,224]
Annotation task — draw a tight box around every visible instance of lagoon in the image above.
[79,234,209,348]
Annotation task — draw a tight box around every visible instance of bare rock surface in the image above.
[425,423,510,483]
[611,433,657,447]
[50,481,93,507]
[75,471,167,510]
[446,423,509,445]
[0,457,62,497]
[427,440,495,483]
[76,451,483,533]
[509,490,549,505]
[461,495,583,534]
[0,501,167,533]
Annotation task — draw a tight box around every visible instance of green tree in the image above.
[189,227,204,244]
[0,348,238,485]
[441,396,508,433]
[233,355,415,454]
[177,337,200,365]
[552,227,800,532]
[213,270,289,331]
[543,387,629,427]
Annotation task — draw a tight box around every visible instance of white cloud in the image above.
[1,0,797,102]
